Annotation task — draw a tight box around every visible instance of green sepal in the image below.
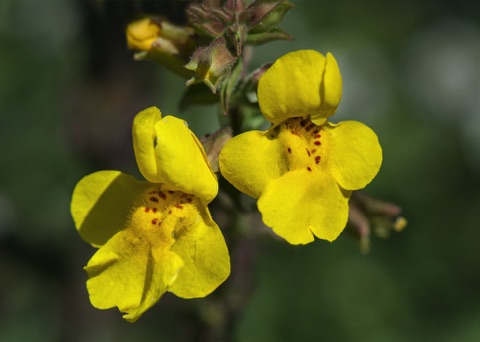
[244,0,293,34]
[245,28,293,46]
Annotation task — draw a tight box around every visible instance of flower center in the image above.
[128,186,198,246]
[278,117,325,172]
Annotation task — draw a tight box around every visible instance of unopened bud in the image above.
[126,18,197,78]
[126,18,162,51]
[240,0,293,45]
[187,5,231,37]
[243,0,293,34]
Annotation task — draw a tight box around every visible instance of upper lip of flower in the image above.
[132,106,218,205]
[257,50,343,125]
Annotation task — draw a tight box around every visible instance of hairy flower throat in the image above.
[276,117,329,173]
[129,186,198,247]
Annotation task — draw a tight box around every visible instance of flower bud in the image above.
[126,18,162,51]
[126,18,197,78]
[186,5,230,37]
[243,0,293,34]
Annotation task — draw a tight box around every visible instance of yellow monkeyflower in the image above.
[71,107,230,322]
[219,50,382,245]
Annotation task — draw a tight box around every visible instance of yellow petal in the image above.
[258,169,350,244]
[311,53,343,124]
[132,107,218,203]
[258,50,342,125]
[71,170,150,247]
[326,121,382,190]
[219,128,288,198]
[126,18,161,51]
[169,205,230,298]
[132,106,161,182]
[85,229,184,322]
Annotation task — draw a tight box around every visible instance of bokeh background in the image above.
[1,0,479,341]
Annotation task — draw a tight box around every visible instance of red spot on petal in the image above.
[311,149,317,154]
[186,198,193,203]
[315,134,321,138]
[287,147,291,153]
[152,208,158,213]
[151,218,158,225]
[158,191,166,200]
[306,149,311,156]
[168,190,175,194]
[314,141,321,146]
[307,167,312,172]
[150,196,159,203]
[175,204,184,209]
[313,129,319,134]
[315,156,321,164]
[300,120,307,127]
[144,207,150,213]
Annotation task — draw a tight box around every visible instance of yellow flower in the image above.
[126,18,196,78]
[71,107,230,322]
[126,18,163,51]
[219,50,382,245]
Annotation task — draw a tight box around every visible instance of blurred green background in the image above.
[1,0,479,341]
